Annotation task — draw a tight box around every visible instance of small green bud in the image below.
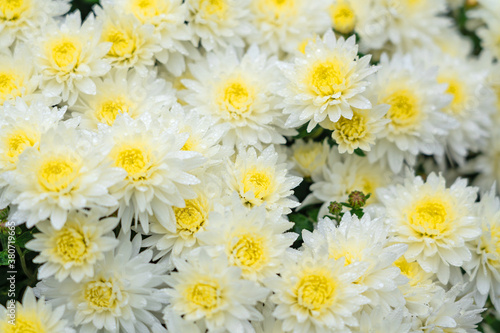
[348,191,367,210]
[328,201,342,216]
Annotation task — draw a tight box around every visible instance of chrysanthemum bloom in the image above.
[143,180,222,264]
[164,250,269,332]
[225,145,302,214]
[71,68,176,129]
[32,11,111,106]
[111,0,193,75]
[464,187,500,311]
[303,151,394,217]
[197,196,297,282]
[0,288,74,333]
[185,0,252,52]
[0,45,47,107]
[303,213,407,311]
[0,0,70,47]
[4,125,124,229]
[105,113,205,233]
[37,234,169,333]
[183,45,294,148]
[247,0,330,55]
[378,172,481,285]
[95,3,161,76]
[353,308,413,333]
[0,98,65,174]
[26,210,119,282]
[279,30,379,132]
[289,139,330,179]
[366,53,455,173]
[470,0,500,59]
[265,247,369,332]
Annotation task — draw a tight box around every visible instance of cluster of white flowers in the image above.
[2,0,500,332]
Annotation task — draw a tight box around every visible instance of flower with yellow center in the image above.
[330,0,357,34]
[106,114,204,234]
[197,196,296,281]
[280,30,378,132]
[226,145,301,214]
[36,233,169,332]
[5,124,123,229]
[27,211,119,282]
[164,250,269,332]
[378,172,481,284]
[0,288,72,333]
[303,213,407,310]
[183,45,295,148]
[290,139,329,178]
[265,249,369,332]
[34,11,111,105]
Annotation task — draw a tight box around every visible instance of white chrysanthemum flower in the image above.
[378,172,481,285]
[0,0,70,47]
[265,247,369,333]
[303,213,407,311]
[71,68,176,129]
[352,307,413,333]
[303,151,394,217]
[279,30,379,132]
[106,113,205,234]
[36,234,169,333]
[470,0,500,59]
[327,100,389,154]
[413,285,484,333]
[4,125,123,229]
[356,0,450,52]
[110,0,192,75]
[366,53,455,173]
[421,50,494,165]
[0,98,65,174]
[183,45,294,148]
[0,288,74,333]
[186,0,251,52]
[463,187,500,311]
[95,3,161,76]
[163,106,231,176]
[329,0,358,35]
[32,11,111,106]
[247,0,330,55]
[164,250,269,332]
[197,195,297,282]
[0,45,48,107]
[26,210,119,282]
[225,145,302,214]
[143,179,222,264]
[289,139,330,179]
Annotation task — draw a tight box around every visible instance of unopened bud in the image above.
[348,190,367,209]
[328,201,342,215]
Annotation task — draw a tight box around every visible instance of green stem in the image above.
[16,245,34,280]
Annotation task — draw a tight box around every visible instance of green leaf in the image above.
[306,207,321,221]
[0,250,8,265]
[354,148,366,157]
[16,230,34,248]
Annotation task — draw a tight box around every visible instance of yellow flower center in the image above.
[175,199,206,235]
[218,77,255,118]
[408,198,452,237]
[114,145,151,181]
[330,2,356,34]
[297,36,316,54]
[5,129,36,164]
[131,0,165,21]
[331,248,358,266]
[334,112,367,143]
[2,313,45,333]
[258,0,296,18]
[242,168,273,202]
[181,136,199,151]
[0,0,29,21]
[103,26,136,58]
[295,272,336,311]
[230,233,265,269]
[394,256,431,286]
[55,226,88,264]
[96,97,131,125]
[185,281,220,311]
[383,89,420,130]
[308,60,347,97]
[438,76,467,115]
[0,71,22,101]
[38,157,77,192]
[84,279,116,309]
[199,0,227,18]
[51,38,81,69]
